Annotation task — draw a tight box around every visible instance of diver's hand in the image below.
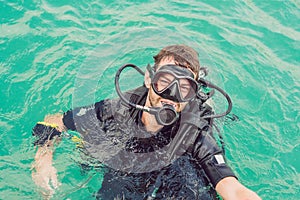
[216,177,261,200]
[32,145,61,197]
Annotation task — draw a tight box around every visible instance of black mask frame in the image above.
[147,64,198,103]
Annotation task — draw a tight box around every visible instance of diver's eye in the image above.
[179,85,190,97]
[179,79,192,97]
[180,85,190,92]
[158,78,171,87]
[155,73,175,91]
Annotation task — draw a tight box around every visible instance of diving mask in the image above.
[147,64,198,102]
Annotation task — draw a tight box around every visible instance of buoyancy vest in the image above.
[88,86,215,171]
[94,86,220,199]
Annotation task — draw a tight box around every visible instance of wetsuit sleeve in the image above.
[193,130,237,188]
[62,100,109,131]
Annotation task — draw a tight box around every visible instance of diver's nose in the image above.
[168,82,181,101]
[169,85,176,96]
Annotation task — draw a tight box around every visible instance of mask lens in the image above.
[153,72,175,92]
[179,79,197,100]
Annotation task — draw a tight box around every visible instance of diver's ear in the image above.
[144,69,151,88]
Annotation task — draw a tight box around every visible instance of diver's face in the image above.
[145,57,196,113]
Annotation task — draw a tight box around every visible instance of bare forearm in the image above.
[34,142,54,166]
[216,177,261,200]
[31,113,65,194]
[32,113,65,171]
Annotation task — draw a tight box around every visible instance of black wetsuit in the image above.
[63,86,236,200]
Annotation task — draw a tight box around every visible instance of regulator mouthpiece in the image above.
[148,104,178,126]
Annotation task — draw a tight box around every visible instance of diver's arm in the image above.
[31,114,65,196]
[32,101,106,195]
[31,101,104,194]
[216,177,261,200]
[194,131,261,200]
[32,140,60,196]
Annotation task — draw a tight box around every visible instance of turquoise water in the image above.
[1,0,299,199]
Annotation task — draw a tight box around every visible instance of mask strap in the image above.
[147,64,155,78]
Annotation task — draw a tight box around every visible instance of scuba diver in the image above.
[31,44,261,199]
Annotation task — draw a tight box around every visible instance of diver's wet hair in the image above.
[153,44,200,79]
